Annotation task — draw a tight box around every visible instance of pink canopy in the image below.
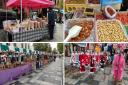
[6,0,54,9]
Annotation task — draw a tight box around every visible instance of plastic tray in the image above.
[65,18,96,42]
[96,19,128,42]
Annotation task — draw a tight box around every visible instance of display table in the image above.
[0,64,32,85]
[7,27,49,42]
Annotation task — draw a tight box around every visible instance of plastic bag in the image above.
[104,5,117,19]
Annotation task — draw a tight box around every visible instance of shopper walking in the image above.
[48,7,55,40]
[112,50,125,84]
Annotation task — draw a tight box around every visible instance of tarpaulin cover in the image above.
[100,0,122,6]
[6,0,54,9]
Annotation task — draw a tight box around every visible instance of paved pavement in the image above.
[0,29,7,42]
[65,57,128,85]
[8,57,63,85]
[41,23,63,42]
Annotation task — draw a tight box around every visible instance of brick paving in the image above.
[41,23,63,42]
[65,57,128,85]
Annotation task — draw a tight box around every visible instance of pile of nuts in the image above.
[97,20,128,42]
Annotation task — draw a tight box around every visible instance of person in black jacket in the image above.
[48,7,55,40]
[120,0,128,11]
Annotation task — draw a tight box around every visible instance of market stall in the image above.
[3,0,54,42]
[64,0,128,42]
[0,44,34,84]
[0,64,32,85]
[67,43,127,74]
[0,43,58,84]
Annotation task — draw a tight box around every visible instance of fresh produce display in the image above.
[65,0,86,4]
[66,19,94,42]
[88,0,100,4]
[97,20,128,42]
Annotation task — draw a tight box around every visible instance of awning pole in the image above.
[20,0,22,22]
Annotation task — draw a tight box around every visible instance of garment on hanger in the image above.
[79,54,85,72]
[70,52,76,64]
[90,55,96,72]
[96,54,101,64]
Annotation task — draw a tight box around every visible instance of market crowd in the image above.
[0,51,57,71]
[69,44,128,84]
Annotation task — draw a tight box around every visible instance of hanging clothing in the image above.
[90,55,96,72]
[75,53,79,64]
[79,54,85,72]
[100,55,105,68]
[112,54,125,81]
[70,53,76,64]
[82,54,89,65]
[96,55,101,64]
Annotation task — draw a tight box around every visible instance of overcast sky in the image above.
[49,42,57,50]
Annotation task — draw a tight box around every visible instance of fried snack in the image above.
[97,20,128,42]
[68,19,93,42]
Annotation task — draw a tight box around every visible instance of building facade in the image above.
[0,43,34,51]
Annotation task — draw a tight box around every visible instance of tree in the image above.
[57,43,63,54]
[33,43,52,52]
[47,44,52,53]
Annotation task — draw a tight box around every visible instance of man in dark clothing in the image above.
[120,0,128,11]
[48,7,55,40]
[124,48,128,64]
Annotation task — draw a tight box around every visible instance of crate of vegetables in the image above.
[65,0,87,12]
[96,19,128,42]
[65,18,96,42]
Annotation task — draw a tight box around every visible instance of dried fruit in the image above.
[107,7,115,16]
